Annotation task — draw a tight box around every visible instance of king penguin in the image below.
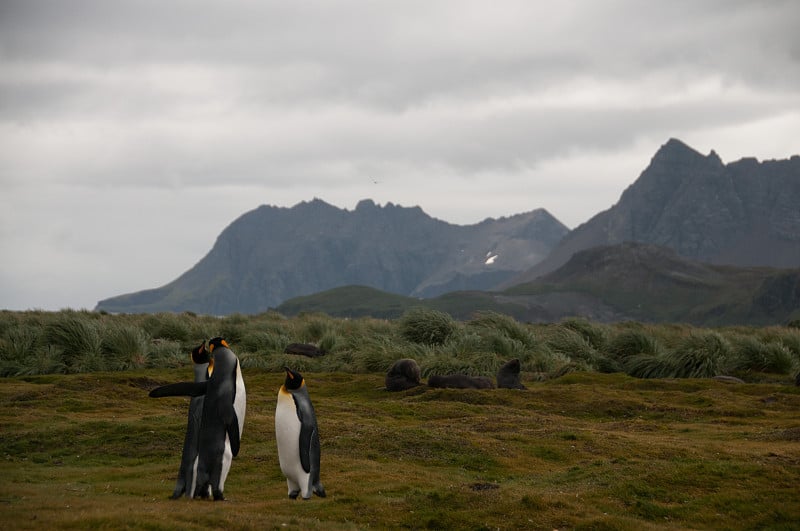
[170,342,210,499]
[150,337,246,500]
[275,368,326,499]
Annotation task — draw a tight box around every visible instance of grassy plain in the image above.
[2,369,799,530]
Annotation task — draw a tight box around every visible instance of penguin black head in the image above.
[284,367,305,391]
[191,341,210,364]
[208,337,230,352]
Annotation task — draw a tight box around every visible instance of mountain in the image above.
[505,138,800,286]
[277,242,800,326]
[96,199,568,315]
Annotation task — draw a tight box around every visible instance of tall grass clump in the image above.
[467,311,537,347]
[46,315,106,373]
[607,329,665,361]
[728,335,796,375]
[20,345,67,376]
[0,325,41,373]
[669,331,731,378]
[102,324,152,370]
[756,327,800,361]
[317,330,338,354]
[399,307,458,346]
[238,330,290,355]
[0,311,21,338]
[301,316,334,343]
[420,351,496,378]
[480,332,529,361]
[560,317,610,350]
[350,335,413,373]
[218,313,250,344]
[142,313,192,343]
[624,353,675,379]
[523,345,569,374]
[0,320,63,376]
[148,339,188,368]
[545,325,601,368]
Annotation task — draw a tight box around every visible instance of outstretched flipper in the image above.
[149,381,208,398]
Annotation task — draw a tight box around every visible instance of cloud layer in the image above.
[2,0,799,310]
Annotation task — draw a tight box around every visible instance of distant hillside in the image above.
[97,138,800,320]
[96,199,568,315]
[506,138,800,286]
[277,242,800,326]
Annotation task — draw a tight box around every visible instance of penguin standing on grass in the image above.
[150,337,246,500]
[171,342,210,499]
[275,368,326,499]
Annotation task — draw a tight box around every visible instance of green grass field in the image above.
[2,369,799,530]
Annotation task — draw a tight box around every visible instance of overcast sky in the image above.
[2,0,799,312]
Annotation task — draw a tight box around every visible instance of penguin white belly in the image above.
[188,455,199,498]
[220,362,245,493]
[275,390,309,494]
[219,435,234,492]
[234,362,247,435]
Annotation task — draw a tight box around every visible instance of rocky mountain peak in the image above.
[96,199,567,315]
[505,139,800,287]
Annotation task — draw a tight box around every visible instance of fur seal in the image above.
[385,358,421,391]
[497,358,527,389]
[427,374,495,389]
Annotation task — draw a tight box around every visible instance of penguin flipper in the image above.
[309,426,323,494]
[226,413,241,457]
[149,381,208,398]
[298,422,314,473]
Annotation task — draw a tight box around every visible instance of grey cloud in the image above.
[1,0,798,311]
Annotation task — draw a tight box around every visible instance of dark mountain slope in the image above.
[277,242,800,326]
[96,199,568,315]
[507,139,800,286]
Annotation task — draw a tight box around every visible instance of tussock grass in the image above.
[142,312,193,342]
[559,317,610,350]
[467,310,537,347]
[729,334,797,375]
[670,331,731,378]
[46,314,105,373]
[624,353,674,379]
[2,309,800,387]
[607,328,665,361]
[399,307,459,346]
[102,323,152,370]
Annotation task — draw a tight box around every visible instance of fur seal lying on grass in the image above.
[284,343,326,358]
[427,374,495,389]
[385,358,421,391]
[497,358,526,390]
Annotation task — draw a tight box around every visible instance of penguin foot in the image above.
[213,491,225,501]
[288,490,300,499]
[314,484,326,498]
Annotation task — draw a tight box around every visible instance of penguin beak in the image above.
[284,367,294,379]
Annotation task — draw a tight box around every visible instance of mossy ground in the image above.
[2,370,799,530]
